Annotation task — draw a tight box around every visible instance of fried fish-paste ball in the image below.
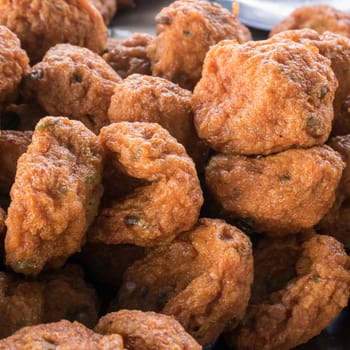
[147,0,251,90]
[0,320,124,349]
[108,74,208,171]
[24,44,121,134]
[116,218,253,345]
[0,0,107,64]
[193,39,337,155]
[103,33,153,78]
[89,122,203,247]
[5,117,104,275]
[270,5,350,38]
[206,146,344,236]
[227,234,350,350]
[95,310,201,350]
[92,0,117,25]
[0,25,29,108]
[0,264,99,339]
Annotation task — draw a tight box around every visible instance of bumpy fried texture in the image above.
[0,25,29,107]
[95,310,201,350]
[91,0,117,25]
[206,146,344,236]
[89,122,203,247]
[5,117,104,275]
[24,44,121,134]
[0,320,124,349]
[193,38,337,155]
[270,5,350,38]
[108,74,208,172]
[116,218,253,345]
[227,234,350,350]
[147,0,251,90]
[103,34,153,78]
[0,0,107,63]
[0,264,99,339]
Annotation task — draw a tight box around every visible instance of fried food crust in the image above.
[89,122,203,247]
[0,0,107,63]
[5,116,104,275]
[227,234,350,350]
[23,44,121,134]
[0,320,124,349]
[91,0,117,25]
[206,146,344,236]
[95,310,201,350]
[193,38,337,155]
[116,218,253,345]
[147,0,251,90]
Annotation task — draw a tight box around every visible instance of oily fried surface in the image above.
[0,25,29,106]
[23,44,121,134]
[0,264,99,339]
[0,320,124,349]
[89,122,203,247]
[0,0,107,63]
[5,117,104,275]
[227,234,350,350]
[270,5,350,38]
[193,38,337,155]
[206,146,344,236]
[92,0,117,25]
[103,34,153,78]
[95,310,201,350]
[108,74,208,172]
[116,218,253,345]
[147,0,251,90]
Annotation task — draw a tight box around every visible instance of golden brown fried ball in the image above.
[0,25,29,108]
[95,310,201,350]
[270,5,350,38]
[103,34,153,78]
[227,234,350,350]
[24,44,121,134]
[108,74,208,172]
[147,0,251,90]
[0,0,107,63]
[116,218,253,345]
[5,117,104,275]
[206,146,344,236]
[92,0,117,25]
[193,38,337,155]
[0,264,99,339]
[0,320,124,349]
[89,122,203,247]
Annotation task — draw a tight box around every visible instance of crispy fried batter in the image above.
[227,234,350,350]
[0,0,107,63]
[92,0,117,25]
[147,0,251,90]
[5,117,104,275]
[116,218,253,345]
[206,146,344,236]
[89,122,203,247]
[193,38,337,155]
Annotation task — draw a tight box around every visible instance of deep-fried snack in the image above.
[103,33,153,78]
[92,0,117,25]
[0,0,107,63]
[206,146,344,236]
[5,116,104,275]
[0,131,32,196]
[270,5,350,38]
[108,74,208,171]
[0,25,29,108]
[116,218,253,345]
[0,320,124,349]
[227,234,350,350]
[24,44,121,134]
[147,0,251,90]
[0,264,99,339]
[95,310,201,350]
[193,38,337,155]
[89,122,203,247]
